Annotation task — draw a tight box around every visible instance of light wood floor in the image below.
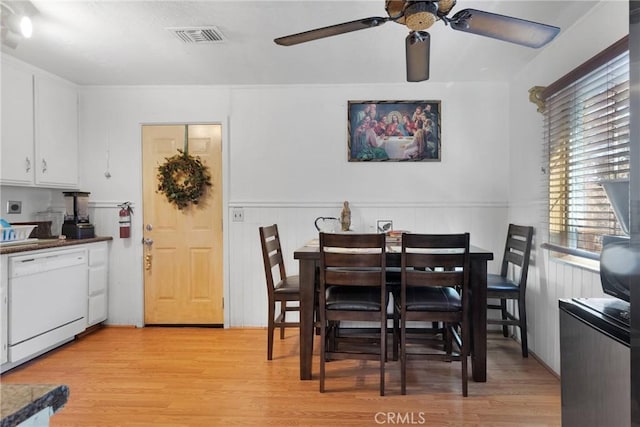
[1,327,560,426]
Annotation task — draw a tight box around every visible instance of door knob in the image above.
[143,238,154,246]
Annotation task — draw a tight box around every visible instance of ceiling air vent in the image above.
[167,27,226,44]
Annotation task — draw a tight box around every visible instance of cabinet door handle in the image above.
[41,158,47,173]
[25,157,31,172]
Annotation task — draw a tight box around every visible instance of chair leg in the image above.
[280,301,286,340]
[462,325,468,397]
[320,319,326,393]
[401,317,407,395]
[315,289,321,336]
[327,321,338,355]
[444,324,452,356]
[380,319,386,396]
[500,299,509,337]
[392,310,399,362]
[518,298,529,358]
[267,301,275,361]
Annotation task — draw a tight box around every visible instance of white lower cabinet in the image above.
[0,241,110,372]
[1,255,7,365]
[87,242,109,326]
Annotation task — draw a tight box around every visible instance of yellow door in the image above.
[142,124,223,325]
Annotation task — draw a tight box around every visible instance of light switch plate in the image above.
[6,201,22,214]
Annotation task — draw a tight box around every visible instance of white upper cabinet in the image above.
[34,74,79,187]
[0,57,79,188]
[1,61,35,185]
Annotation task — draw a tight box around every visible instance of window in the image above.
[543,37,630,255]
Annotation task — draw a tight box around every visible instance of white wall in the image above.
[229,84,508,203]
[508,0,629,374]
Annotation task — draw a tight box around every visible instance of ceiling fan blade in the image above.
[449,8,560,48]
[406,31,430,82]
[274,17,388,46]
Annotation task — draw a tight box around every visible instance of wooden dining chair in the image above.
[259,224,300,361]
[487,224,534,357]
[319,232,387,396]
[397,233,471,396]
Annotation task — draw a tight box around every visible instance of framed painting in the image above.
[348,100,441,162]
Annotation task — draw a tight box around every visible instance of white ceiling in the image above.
[1,0,600,86]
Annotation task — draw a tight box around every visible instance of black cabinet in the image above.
[559,298,630,427]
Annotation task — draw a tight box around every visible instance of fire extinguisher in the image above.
[118,202,133,238]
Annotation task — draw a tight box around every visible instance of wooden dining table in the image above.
[294,238,494,382]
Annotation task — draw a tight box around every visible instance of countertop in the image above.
[0,384,69,427]
[0,236,113,255]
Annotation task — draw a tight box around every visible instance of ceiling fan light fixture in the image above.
[0,1,33,48]
[18,15,32,38]
[406,31,430,82]
[405,2,438,31]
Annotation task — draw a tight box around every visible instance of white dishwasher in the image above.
[7,248,88,365]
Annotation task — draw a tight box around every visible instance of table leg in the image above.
[299,258,315,380]
[470,258,488,382]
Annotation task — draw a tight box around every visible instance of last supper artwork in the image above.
[348,100,441,162]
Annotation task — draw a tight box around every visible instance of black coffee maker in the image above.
[61,191,95,239]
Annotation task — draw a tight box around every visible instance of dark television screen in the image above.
[600,236,634,303]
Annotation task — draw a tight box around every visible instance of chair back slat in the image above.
[507,236,528,253]
[404,234,466,248]
[323,234,384,248]
[405,270,464,287]
[405,252,465,269]
[325,268,384,286]
[323,251,383,268]
[504,250,524,267]
[264,237,280,255]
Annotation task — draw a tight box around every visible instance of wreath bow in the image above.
[157,149,212,210]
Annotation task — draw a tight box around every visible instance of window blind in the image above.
[543,46,630,254]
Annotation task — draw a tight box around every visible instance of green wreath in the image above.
[157,149,212,210]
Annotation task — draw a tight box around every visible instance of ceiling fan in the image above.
[274,0,560,82]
